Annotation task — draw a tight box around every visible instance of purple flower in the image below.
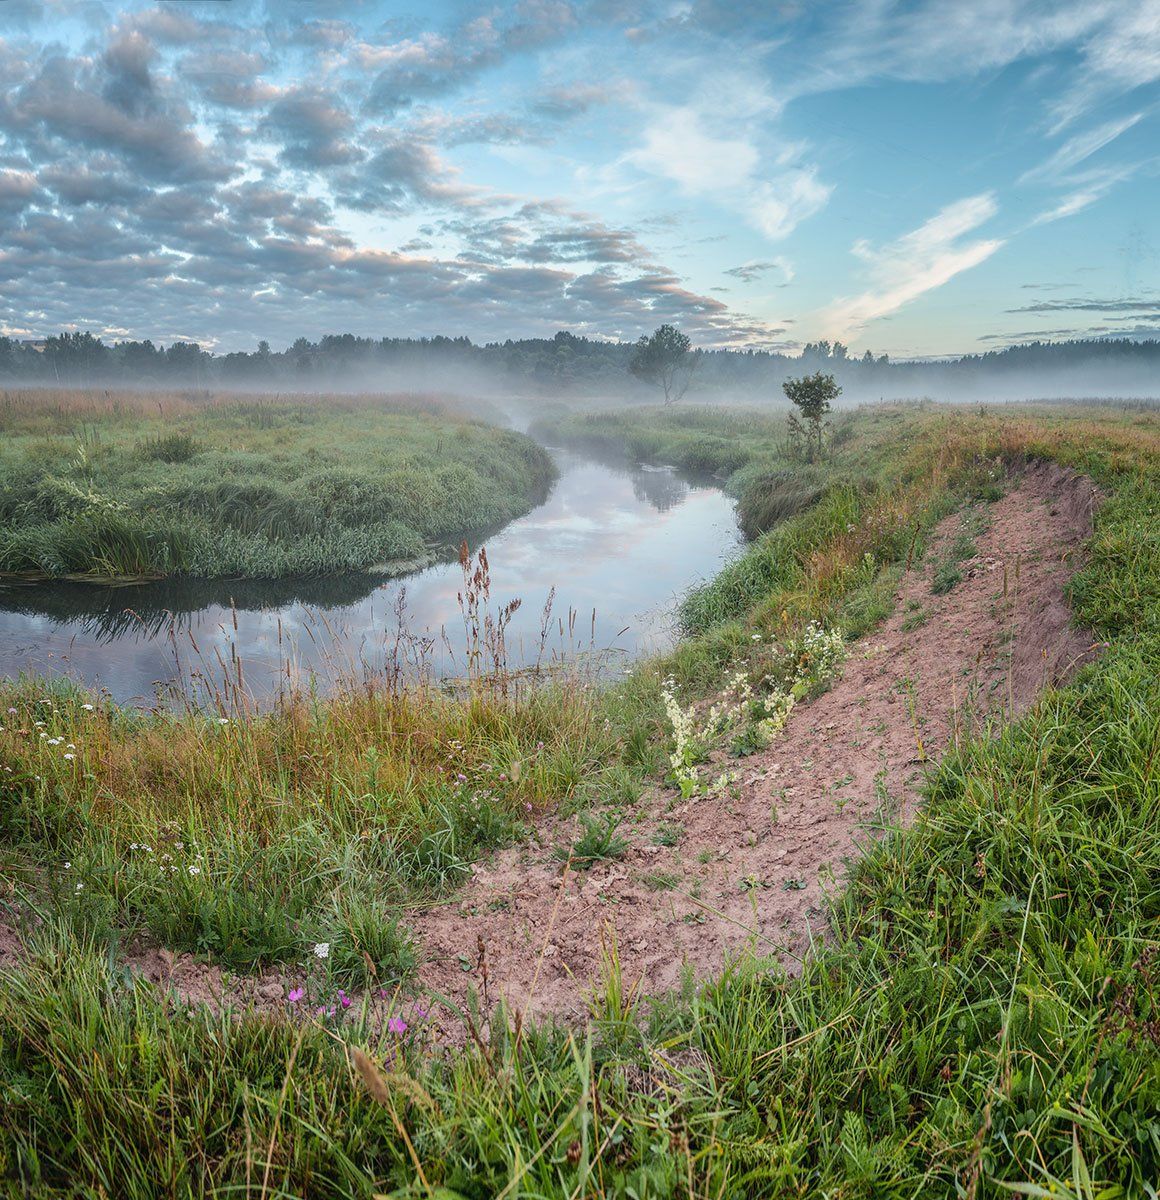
[287,987,304,1004]
[412,1005,428,1020]
[387,1016,408,1035]
[338,990,352,1010]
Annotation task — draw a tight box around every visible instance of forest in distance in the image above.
[4,329,1160,404]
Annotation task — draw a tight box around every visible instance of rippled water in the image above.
[0,448,740,705]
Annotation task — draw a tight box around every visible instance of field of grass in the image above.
[1,403,1158,1197]
[0,389,554,580]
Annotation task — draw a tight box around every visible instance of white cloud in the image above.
[817,193,1004,339]
[1019,112,1144,184]
[626,100,830,241]
[1029,162,1138,225]
[1052,0,1160,127]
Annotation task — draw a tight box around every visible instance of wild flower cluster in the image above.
[792,620,848,684]
[660,678,700,800]
[661,623,847,800]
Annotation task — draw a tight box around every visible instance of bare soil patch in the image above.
[408,462,1101,1022]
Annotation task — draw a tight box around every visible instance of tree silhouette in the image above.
[629,324,697,405]
[783,371,841,461]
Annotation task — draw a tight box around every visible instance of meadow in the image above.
[0,402,1157,1197]
[0,389,555,580]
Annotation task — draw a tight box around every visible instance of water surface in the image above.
[0,449,740,705]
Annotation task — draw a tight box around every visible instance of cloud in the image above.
[626,100,830,241]
[262,87,363,169]
[723,258,793,284]
[3,39,230,185]
[333,136,489,212]
[1030,164,1139,225]
[361,2,578,114]
[125,7,236,47]
[1006,296,1160,314]
[1019,113,1144,185]
[532,82,624,118]
[180,50,279,110]
[0,169,40,215]
[817,193,1004,339]
[1051,0,1160,126]
[440,203,654,266]
[409,111,549,148]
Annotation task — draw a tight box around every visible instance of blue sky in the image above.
[0,0,1157,356]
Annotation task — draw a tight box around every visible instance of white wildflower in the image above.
[312,942,330,959]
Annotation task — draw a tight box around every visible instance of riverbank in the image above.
[0,447,738,704]
[1,402,1158,1196]
[0,389,555,580]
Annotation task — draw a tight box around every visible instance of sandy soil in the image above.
[406,461,1101,1022]
[0,462,1100,1030]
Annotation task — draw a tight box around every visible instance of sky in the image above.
[0,0,1158,358]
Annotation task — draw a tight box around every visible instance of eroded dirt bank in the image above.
[408,462,1101,1021]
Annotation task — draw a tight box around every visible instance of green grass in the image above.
[555,811,630,868]
[1,403,1159,1196]
[0,389,555,579]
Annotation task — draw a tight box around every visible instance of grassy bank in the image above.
[0,389,554,579]
[1,404,1158,1196]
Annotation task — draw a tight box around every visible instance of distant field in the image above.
[0,389,554,580]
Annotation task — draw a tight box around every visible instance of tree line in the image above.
[1,327,1157,394]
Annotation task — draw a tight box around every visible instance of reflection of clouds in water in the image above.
[0,452,740,704]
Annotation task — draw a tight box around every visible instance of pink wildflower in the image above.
[387,1016,408,1035]
[287,987,304,1004]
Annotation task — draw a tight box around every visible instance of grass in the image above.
[0,388,555,580]
[1,401,1159,1196]
[555,811,630,868]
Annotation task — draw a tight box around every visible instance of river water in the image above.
[0,448,740,706]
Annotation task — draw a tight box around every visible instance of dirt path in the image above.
[408,462,1101,1022]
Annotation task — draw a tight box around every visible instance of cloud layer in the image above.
[0,1,1155,353]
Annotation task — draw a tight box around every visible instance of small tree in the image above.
[783,371,840,461]
[630,324,697,405]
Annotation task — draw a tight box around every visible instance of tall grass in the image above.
[0,389,555,579]
[1,404,1158,1195]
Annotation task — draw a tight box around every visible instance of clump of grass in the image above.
[555,811,629,868]
[139,432,201,463]
[931,559,963,594]
[735,469,825,538]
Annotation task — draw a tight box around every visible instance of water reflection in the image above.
[0,449,740,706]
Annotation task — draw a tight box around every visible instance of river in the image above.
[0,447,740,706]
